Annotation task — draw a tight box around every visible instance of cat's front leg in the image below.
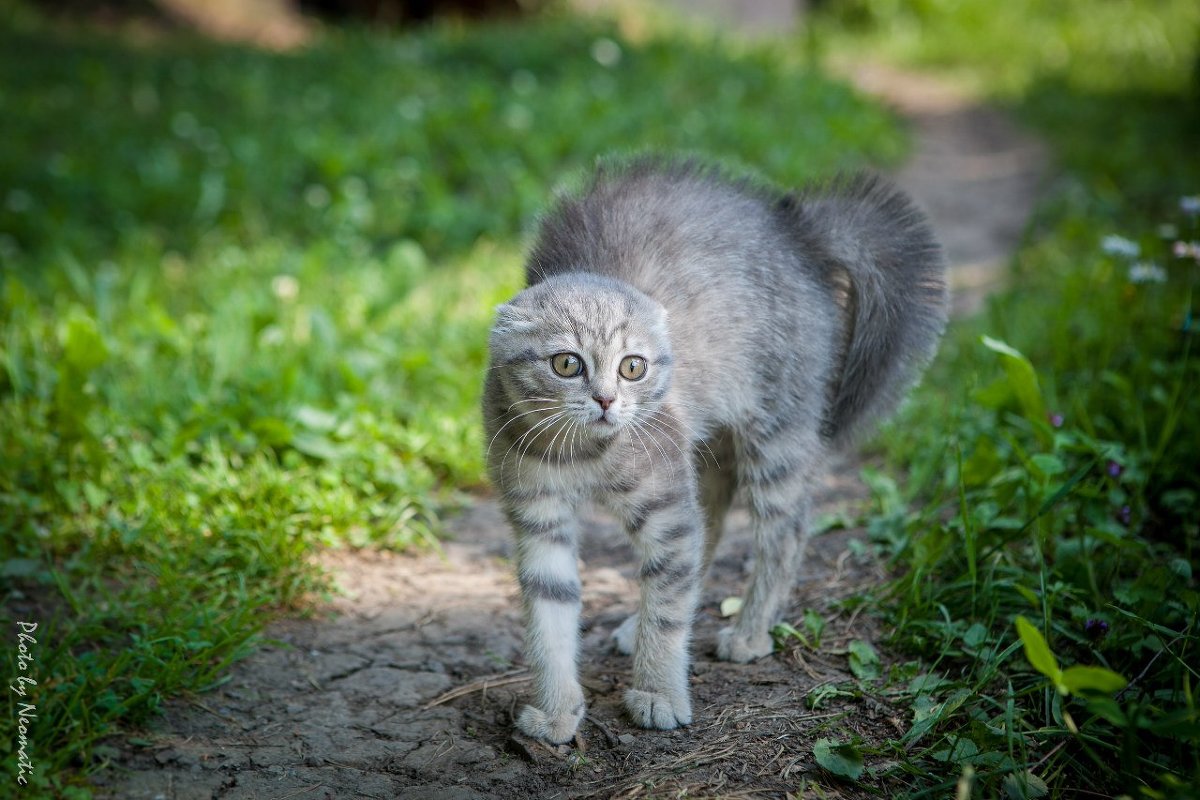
[506,493,586,744]
[621,486,703,730]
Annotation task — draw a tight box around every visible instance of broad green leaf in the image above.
[82,481,109,508]
[251,416,294,447]
[1083,696,1128,726]
[848,639,881,681]
[930,734,980,762]
[1061,665,1127,695]
[59,307,109,373]
[806,683,853,709]
[1015,616,1064,690]
[981,335,1045,422]
[1,559,46,578]
[1029,453,1065,479]
[973,375,1013,411]
[803,609,826,645]
[771,621,805,646]
[963,622,988,648]
[1168,557,1193,580]
[295,405,338,432]
[961,436,1002,486]
[1004,770,1049,799]
[908,673,949,695]
[1013,584,1040,608]
[813,737,864,780]
[291,432,344,461]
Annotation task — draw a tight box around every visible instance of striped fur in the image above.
[483,155,947,744]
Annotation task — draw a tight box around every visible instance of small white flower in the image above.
[398,96,424,122]
[590,37,622,68]
[1127,261,1167,284]
[503,104,532,131]
[272,274,300,301]
[1101,234,1140,258]
[304,184,330,209]
[6,189,32,213]
[341,175,367,200]
[510,69,538,96]
[171,111,198,138]
[1180,195,1200,216]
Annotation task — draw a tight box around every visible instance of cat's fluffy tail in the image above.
[782,174,949,448]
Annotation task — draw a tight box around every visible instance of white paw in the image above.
[716,626,774,663]
[515,702,584,744]
[624,688,692,730]
[611,613,638,655]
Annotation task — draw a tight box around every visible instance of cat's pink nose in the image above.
[593,394,614,411]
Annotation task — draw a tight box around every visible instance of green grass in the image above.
[806,0,1200,796]
[0,9,905,794]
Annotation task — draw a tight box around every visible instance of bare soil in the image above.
[99,465,900,800]
[94,68,1049,800]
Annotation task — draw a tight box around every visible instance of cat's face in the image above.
[489,274,673,441]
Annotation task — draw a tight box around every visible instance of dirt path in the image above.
[96,70,1048,800]
[847,64,1049,315]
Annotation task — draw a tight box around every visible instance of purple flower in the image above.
[1174,240,1200,260]
[1048,412,1064,429]
[1181,195,1200,216]
[1116,505,1132,526]
[1085,618,1109,641]
[1106,460,1123,478]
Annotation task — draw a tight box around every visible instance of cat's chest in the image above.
[512,442,626,494]
[509,435,680,504]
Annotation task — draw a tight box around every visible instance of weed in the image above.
[810,0,1200,794]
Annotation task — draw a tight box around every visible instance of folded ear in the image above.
[491,303,538,336]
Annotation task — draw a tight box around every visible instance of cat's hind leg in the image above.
[698,429,739,572]
[611,611,638,655]
[716,426,822,663]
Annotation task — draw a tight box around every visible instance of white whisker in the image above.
[636,414,689,464]
[630,416,676,468]
[500,410,568,486]
[627,423,655,470]
[544,412,575,493]
[486,403,563,462]
[644,407,721,469]
[512,411,570,489]
[484,397,557,425]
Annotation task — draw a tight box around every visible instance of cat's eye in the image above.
[551,352,584,378]
[619,355,647,381]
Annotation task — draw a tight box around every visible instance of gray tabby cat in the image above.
[482,157,947,744]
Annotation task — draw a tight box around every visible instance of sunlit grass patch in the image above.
[809,0,1200,795]
[865,217,1199,793]
[1,231,524,791]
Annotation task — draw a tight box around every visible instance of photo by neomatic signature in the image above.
[11,621,39,787]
